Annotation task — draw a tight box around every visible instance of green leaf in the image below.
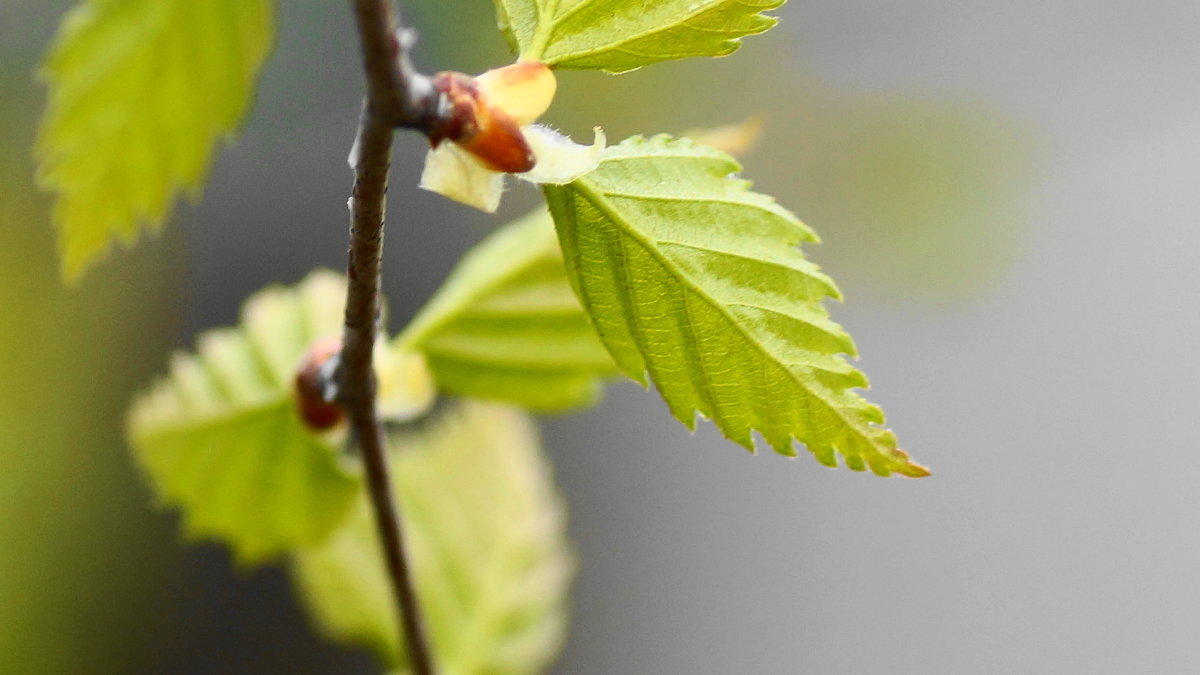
[497,0,784,72]
[128,272,363,564]
[292,400,573,673]
[35,0,274,281]
[543,134,928,477]
[397,207,616,411]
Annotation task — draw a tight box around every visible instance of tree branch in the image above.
[339,1,435,673]
[350,0,433,129]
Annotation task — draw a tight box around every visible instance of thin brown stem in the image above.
[350,0,434,129]
[341,109,433,675]
[340,1,436,673]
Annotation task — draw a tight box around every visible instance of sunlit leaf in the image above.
[35,0,274,281]
[128,272,435,563]
[544,134,928,476]
[398,208,616,411]
[495,0,784,72]
[293,400,573,672]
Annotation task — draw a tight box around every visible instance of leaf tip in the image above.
[893,450,932,478]
[56,228,110,285]
[811,445,839,468]
[769,435,799,457]
[906,464,932,478]
[845,453,867,472]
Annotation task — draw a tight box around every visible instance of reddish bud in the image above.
[427,71,536,173]
[294,337,344,431]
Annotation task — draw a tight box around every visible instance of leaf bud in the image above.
[294,337,344,431]
[426,61,557,174]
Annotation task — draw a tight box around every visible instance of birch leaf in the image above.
[495,0,784,73]
[128,272,434,563]
[544,134,928,477]
[398,208,616,411]
[36,0,274,281]
[292,400,573,673]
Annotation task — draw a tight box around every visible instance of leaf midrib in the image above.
[571,173,887,461]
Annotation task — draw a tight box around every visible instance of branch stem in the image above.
[340,1,435,673]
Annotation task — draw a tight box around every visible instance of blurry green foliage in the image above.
[35,0,274,280]
[124,272,575,671]
[398,207,616,412]
[128,271,440,564]
[548,41,1029,304]
[0,78,181,675]
[293,400,573,673]
[128,272,367,564]
[774,94,1029,303]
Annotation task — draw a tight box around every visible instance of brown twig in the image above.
[350,0,434,129]
[339,1,436,672]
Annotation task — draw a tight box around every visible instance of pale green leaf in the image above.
[495,0,784,72]
[293,400,573,673]
[129,272,367,564]
[397,207,616,411]
[35,0,274,281]
[544,134,928,477]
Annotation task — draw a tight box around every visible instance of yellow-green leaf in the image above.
[293,400,573,673]
[36,0,274,281]
[544,134,928,477]
[128,272,435,564]
[496,0,784,73]
[398,207,617,411]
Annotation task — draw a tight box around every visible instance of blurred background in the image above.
[3,1,1199,672]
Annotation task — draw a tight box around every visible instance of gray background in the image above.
[2,1,1199,673]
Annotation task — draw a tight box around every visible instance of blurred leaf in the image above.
[544,134,928,476]
[776,98,1030,302]
[35,0,274,281]
[398,207,616,411]
[0,77,182,673]
[128,272,363,564]
[549,55,1030,304]
[293,400,573,673]
[499,0,783,73]
[681,117,765,157]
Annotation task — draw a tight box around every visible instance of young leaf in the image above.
[397,207,616,411]
[293,400,573,673]
[543,134,928,477]
[496,0,784,73]
[35,0,274,281]
[127,272,434,564]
